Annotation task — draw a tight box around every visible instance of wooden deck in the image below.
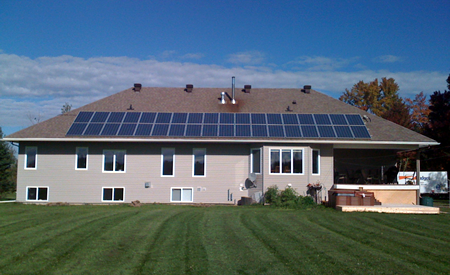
[336,204,440,214]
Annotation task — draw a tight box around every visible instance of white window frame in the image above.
[101,187,125,202]
[269,148,304,175]
[26,186,49,201]
[161,148,175,177]
[192,148,206,177]
[75,147,89,170]
[170,187,194,202]
[24,146,37,170]
[312,149,320,175]
[102,150,126,173]
[250,148,262,174]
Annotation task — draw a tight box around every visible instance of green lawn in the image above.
[0,204,449,275]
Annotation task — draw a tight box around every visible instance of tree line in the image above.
[340,74,450,172]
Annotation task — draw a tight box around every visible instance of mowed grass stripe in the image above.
[201,207,292,274]
[136,207,209,274]
[1,204,450,275]
[304,212,448,274]
[0,208,136,273]
[47,207,169,274]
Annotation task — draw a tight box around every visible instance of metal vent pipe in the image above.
[231,76,236,104]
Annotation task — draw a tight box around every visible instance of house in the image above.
[4,80,439,205]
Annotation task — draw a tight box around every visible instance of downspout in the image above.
[261,145,265,205]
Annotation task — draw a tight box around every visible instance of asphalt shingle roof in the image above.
[5,86,438,145]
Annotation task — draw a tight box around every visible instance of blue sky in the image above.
[1,0,449,136]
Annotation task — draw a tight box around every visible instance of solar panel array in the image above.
[66,112,371,139]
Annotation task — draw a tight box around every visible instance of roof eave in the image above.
[2,137,440,148]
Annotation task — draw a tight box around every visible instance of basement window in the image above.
[27,187,48,201]
[171,187,193,202]
[102,187,125,202]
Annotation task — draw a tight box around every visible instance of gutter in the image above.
[2,137,439,148]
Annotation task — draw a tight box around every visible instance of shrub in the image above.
[280,187,298,203]
[264,185,318,209]
[265,185,280,205]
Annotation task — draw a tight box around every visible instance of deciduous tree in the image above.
[340,77,402,117]
[404,92,430,133]
[381,100,411,128]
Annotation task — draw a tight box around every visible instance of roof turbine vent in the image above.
[185,84,193,93]
[133,83,142,92]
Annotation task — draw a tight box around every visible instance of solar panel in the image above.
[298,114,314,125]
[84,123,104,135]
[74,112,93,123]
[67,123,87,135]
[123,112,141,123]
[282,114,298,124]
[219,125,234,136]
[202,125,218,136]
[251,114,266,124]
[152,124,169,136]
[101,123,120,136]
[335,126,353,138]
[268,125,285,137]
[172,113,188,123]
[346,114,365,125]
[330,114,348,125]
[91,112,109,123]
[66,112,371,140]
[185,125,202,136]
[301,125,319,137]
[236,124,251,137]
[155,113,172,123]
[351,126,371,138]
[267,114,282,124]
[314,114,331,125]
[220,113,234,124]
[284,125,302,137]
[318,126,335,137]
[188,113,203,123]
[118,124,137,136]
[204,113,219,124]
[236,113,250,124]
[135,124,153,136]
[107,112,125,123]
[140,112,156,123]
[168,124,186,136]
[252,125,267,137]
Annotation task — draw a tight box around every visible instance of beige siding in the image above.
[17,141,336,204]
[17,142,250,204]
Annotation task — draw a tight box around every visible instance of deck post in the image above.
[416,150,421,205]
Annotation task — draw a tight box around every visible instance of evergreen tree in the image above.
[0,127,16,197]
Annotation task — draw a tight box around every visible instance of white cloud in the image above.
[181,53,204,59]
[227,51,266,65]
[0,53,447,135]
[373,55,403,63]
[286,56,360,71]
